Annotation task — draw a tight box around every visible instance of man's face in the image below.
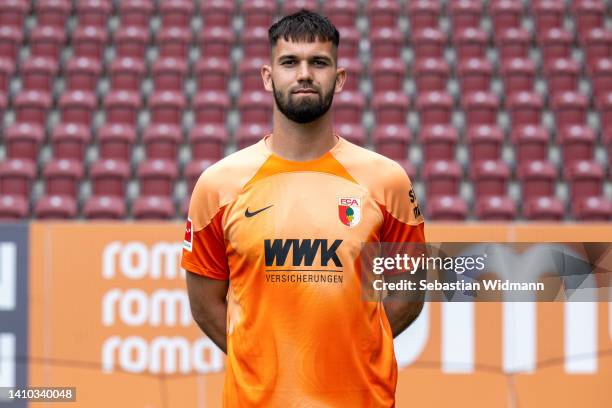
[262,39,346,124]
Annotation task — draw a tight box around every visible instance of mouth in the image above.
[293,89,317,94]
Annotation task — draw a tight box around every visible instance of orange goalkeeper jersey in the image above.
[181,135,425,407]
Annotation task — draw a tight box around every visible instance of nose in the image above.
[296,60,313,82]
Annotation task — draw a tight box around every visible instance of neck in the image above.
[268,108,337,161]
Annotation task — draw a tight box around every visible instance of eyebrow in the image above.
[277,54,333,63]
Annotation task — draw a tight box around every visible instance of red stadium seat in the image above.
[558,125,596,165]
[523,196,565,221]
[323,0,359,29]
[427,195,468,220]
[160,0,194,28]
[337,57,363,92]
[132,196,175,220]
[421,124,458,161]
[544,58,580,98]
[143,124,182,161]
[152,57,187,91]
[414,58,450,93]
[76,0,112,28]
[90,159,131,196]
[496,28,531,61]
[138,159,178,196]
[83,196,126,219]
[239,57,268,91]
[21,57,58,92]
[202,1,235,27]
[368,0,400,29]
[596,92,612,129]
[582,28,612,68]
[337,27,360,59]
[35,0,71,29]
[476,196,516,220]
[0,58,15,91]
[457,58,493,94]
[4,123,44,161]
[65,57,102,92]
[59,90,96,126]
[114,26,149,60]
[158,27,191,59]
[43,159,84,198]
[605,127,612,159]
[590,59,612,100]
[0,159,36,197]
[532,0,565,39]
[335,123,366,146]
[573,196,612,221]
[501,58,536,95]
[449,0,482,33]
[333,91,366,124]
[371,58,405,93]
[455,28,488,62]
[72,26,108,60]
[199,27,234,59]
[51,123,90,160]
[539,28,573,66]
[466,125,504,163]
[372,91,410,124]
[0,195,28,220]
[424,160,462,197]
[373,125,412,160]
[241,0,276,29]
[282,0,319,15]
[471,160,510,197]
[490,0,523,39]
[149,91,186,125]
[417,91,453,126]
[463,91,499,126]
[0,26,22,61]
[507,91,544,127]
[573,0,606,41]
[109,57,145,91]
[551,92,588,128]
[412,28,446,61]
[185,160,214,193]
[517,160,557,201]
[235,123,270,149]
[35,195,77,219]
[407,1,441,32]
[98,124,137,161]
[104,90,141,125]
[195,57,231,91]
[14,90,51,125]
[512,125,550,163]
[238,91,273,124]
[189,124,228,160]
[181,195,190,217]
[119,0,154,28]
[565,160,605,202]
[242,27,269,59]
[370,28,403,59]
[29,26,63,61]
[193,91,231,125]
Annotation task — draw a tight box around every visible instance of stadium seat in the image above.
[238,91,273,124]
[573,196,612,221]
[119,0,154,28]
[51,123,91,160]
[335,123,366,146]
[241,27,269,59]
[14,90,52,125]
[394,159,417,181]
[239,57,268,92]
[159,0,194,28]
[43,159,84,198]
[0,58,14,91]
[371,58,406,93]
[517,160,557,201]
[152,58,187,91]
[372,91,410,124]
[193,91,231,125]
[149,91,186,125]
[104,90,141,125]
[109,57,145,91]
[5,123,45,161]
[475,196,517,220]
[544,58,580,98]
[565,160,605,202]
[35,0,71,29]
[195,57,231,91]
[0,159,36,197]
[449,0,482,33]
[463,91,499,126]
[507,91,544,127]
[29,26,63,61]
[604,127,612,159]
[532,0,565,39]
[114,26,149,59]
[143,124,182,161]
[512,125,550,163]
[35,195,77,219]
[98,124,137,161]
[466,125,504,163]
[241,0,276,29]
[138,159,178,197]
[90,159,131,196]
[455,28,488,62]
[413,58,450,93]
[235,123,270,149]
[589,59,612,100]
[72,26,108,60]
[132,196,175,220]
[323,0,359,29]
[0,195,28,220]
[189,124,228,160]
[424,160,462,197]
[198,27,234,59]
[202,0,235,27]
[421,124,458,161]
[83,196,126,219]
[416,91,453,126]
[370,28,403,59]
[181,195,190,217]
[76,0,112,28]
[368,0,400,29]
[407,1,441,32]
[496,28,531,61]
[427,195,468,220]
[65,57,102,92]
[373,125,412,160]
[539,28,573,66]
[471,160,510,197]
[185,160,215,193]
[596,92,612,129]
[333,91,366,124]
[582,28,612,68]
[501,58,536,96]
[490,0,523,39]
[59,90,97,126]
[523,196,565,221]
[558,125,596,165]
[573,0,606,41]
[0,26,22,61]
[412,28,446,61]
[337,28,360,59]
[457,58,493,94]
[551,92,589,128]
[21,57,57,92]
[158,27,191,59]
[337,57,363,92]
[282,0,320,15]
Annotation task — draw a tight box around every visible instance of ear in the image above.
[261,64,273,92]
[334,67,347,93]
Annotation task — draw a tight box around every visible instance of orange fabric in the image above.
[181,136,425,407]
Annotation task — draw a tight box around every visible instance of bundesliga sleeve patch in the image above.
[183,217,193,252]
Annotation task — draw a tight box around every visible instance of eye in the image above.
[314,60,328,67]
[281,60,295,66]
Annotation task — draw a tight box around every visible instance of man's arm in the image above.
[383,271,425,338]
[186,271,229,353]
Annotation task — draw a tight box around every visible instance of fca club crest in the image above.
[338,197,361,227]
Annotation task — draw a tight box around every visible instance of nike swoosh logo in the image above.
[245,205,273,218]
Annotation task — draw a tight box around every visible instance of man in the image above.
[181,10,425,407]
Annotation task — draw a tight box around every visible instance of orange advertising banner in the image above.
[27,223,612,407]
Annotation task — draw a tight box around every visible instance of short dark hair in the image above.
[268,9,340,50]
